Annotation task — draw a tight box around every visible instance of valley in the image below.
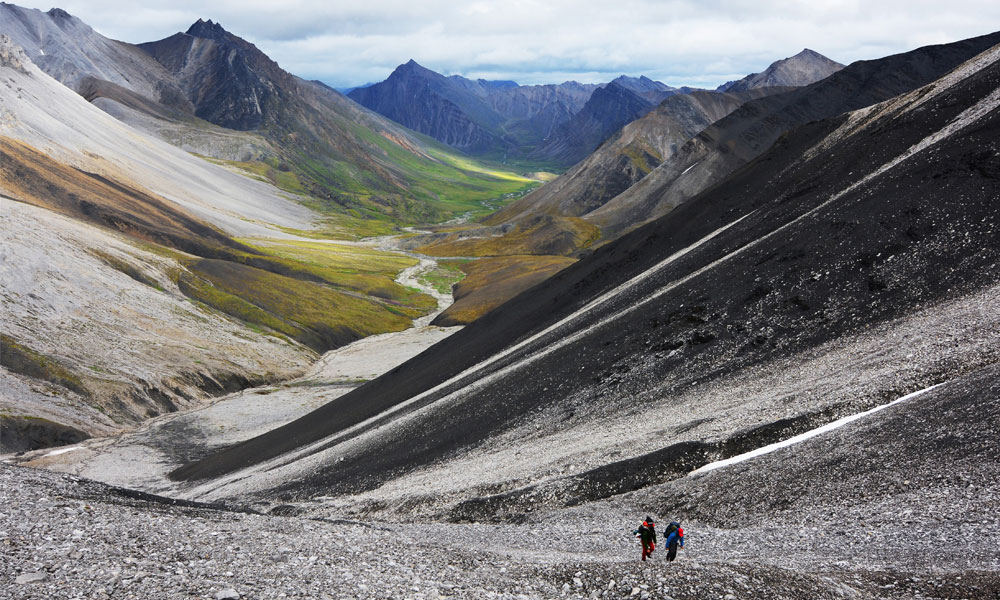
[1,4,998,599]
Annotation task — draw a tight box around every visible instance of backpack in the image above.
[664,521,680,537]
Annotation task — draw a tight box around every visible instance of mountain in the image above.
[349,60,600,161]
[170,35,1000,523]
[0,5,534,227]
[0,31,449,452]
[347,59,505,154]
[480,80,597,145]
[347,61,701,166]
[410,49,848,258]
[0,34,316,445]
[488,87,788,224]
[717,48,844,92]
[527,81,659,167]
[586,32,1000,237]
[609,74,680,103]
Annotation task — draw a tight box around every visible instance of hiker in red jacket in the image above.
[633,517,657,561]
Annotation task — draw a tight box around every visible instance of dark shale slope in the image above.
[172,39,1000,506]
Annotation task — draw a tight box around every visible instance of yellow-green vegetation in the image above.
[178,259,419,352]
[417,260,470,295]
[417,215,601,257]
[435,255,577,325]
[622,142,663,176]
[0,334,88,396]
[527,171,560,182]
[238,239,435,310]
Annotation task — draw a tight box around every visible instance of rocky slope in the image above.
[169,37,1000,522]
[717,48,844,92]
[6,445,998,600]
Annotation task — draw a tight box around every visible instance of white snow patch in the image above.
[690,383,945,475]
[680,160,701,176]
[44,446,83,457]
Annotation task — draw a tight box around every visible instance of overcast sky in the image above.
[11,1,1000,88]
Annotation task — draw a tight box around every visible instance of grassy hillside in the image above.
[207,144,541,239]
[433,255,577,325]
[3,135,439,355]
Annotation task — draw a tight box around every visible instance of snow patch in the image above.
[680,160,701,176]
[690,383,945,475]
[44,446,83,457]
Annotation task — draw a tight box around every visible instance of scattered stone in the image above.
[15,572,48,584]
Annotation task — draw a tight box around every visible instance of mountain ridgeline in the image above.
[0,5,534,227]
[469,33,999,257]
[348,59,601,163]
[347,51,843,168]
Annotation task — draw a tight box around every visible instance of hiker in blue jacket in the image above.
[663,521,684,561]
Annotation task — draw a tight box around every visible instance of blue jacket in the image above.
[665,529,684,548]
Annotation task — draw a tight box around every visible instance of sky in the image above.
[10,1,1000,88]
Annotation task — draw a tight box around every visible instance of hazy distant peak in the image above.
[718,48,844,92]
[611,74,675,93]
[794,48,825,58]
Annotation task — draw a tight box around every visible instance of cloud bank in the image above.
[12,0,1000,88]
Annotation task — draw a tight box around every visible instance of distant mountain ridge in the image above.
[348,59,601,160]
[349,50,843,168]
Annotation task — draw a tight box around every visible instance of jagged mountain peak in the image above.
[186,18,229,40]
[611,74,675,93]
[45,7,72,19]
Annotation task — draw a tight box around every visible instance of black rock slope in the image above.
[586,31,1000,237]
[173,38,1000,509]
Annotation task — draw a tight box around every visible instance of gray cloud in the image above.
[12,0,1000,88]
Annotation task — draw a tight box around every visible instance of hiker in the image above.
[633,516,657,561]
[664,520,685,561]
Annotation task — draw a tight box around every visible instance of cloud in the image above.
[10,0,1000,88]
